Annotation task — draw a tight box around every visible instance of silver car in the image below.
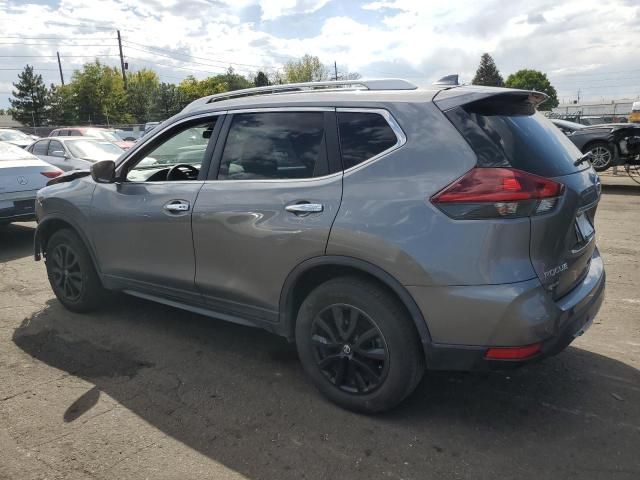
[0,141,61,224]
[33,79,605,412]
[27,136,124,172]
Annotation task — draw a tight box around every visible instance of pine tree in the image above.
[472,53,504,87]
[254,71,270,87]
[9,65,49,126]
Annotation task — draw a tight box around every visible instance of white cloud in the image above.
[1,0,639,108]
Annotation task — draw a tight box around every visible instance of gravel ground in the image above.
[1,187,639,480]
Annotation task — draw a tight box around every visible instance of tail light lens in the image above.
[431,168,564,219]
[485,342,542,360]
[41,169,63,178]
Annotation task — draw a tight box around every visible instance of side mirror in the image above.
[91,160,116,184]
[51,150,66,158]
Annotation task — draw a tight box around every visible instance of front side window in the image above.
[337,112,398,169]
[47,140,64,156]
[32,140,49,155]
[218,112,327,180]
[125,120,216,182]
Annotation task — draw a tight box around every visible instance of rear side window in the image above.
[32,140,49,155]
[446,101,585,177]
[218,112,327,180]
[337,112,398,169]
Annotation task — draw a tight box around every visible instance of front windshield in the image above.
[0,130,30,141]
[67,140,123,160]
[85,129,121,142]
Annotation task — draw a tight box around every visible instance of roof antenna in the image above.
[433,74,459,86]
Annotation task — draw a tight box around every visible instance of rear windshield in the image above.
[446,101,586,177]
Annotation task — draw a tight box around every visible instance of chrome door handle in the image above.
[164,200,190,212]
[285,203,324,215]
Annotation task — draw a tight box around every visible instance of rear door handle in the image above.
[285,203,324,216]
[164,200,190,213]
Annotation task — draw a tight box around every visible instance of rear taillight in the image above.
[485,342,542,360]
[431,168,564,219]
[41,169,63,178]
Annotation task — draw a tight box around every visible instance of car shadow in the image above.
[0,222,36,263]
[12,298,640,479]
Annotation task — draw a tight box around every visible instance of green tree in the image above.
[472,53,504,87]
[71,60,131,124]
[0,109,5,116]
[505,69,559,110]
[126,69,160,123]
[283,54,328,83]
[9,65,49,126]
[177,75,228,102]
[48,83,77,125]
[152,83,187,119]
[220,67,252,91]
[254,71,270,87]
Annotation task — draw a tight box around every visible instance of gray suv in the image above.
[34,79,605,413]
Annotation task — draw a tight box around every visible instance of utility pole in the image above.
[334,61,338,81]
[56,51,64,85]
[577,89,581,103]
[117,30,127,90]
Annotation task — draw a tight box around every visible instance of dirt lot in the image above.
[1,186,639,480]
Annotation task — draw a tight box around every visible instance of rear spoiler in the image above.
[433,86,548,112]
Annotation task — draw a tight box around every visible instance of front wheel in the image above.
[45,228,108,312]
[585,142,614,171]
[295,277,424,413]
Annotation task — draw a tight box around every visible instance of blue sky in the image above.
[1,0,639,109]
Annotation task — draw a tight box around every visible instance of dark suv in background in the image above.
[34,79,605,413]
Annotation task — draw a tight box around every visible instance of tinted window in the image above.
[446,104,586,177]
[49,130,58,136]
[219,112,327,180]
[32,140,49,155]
[47,140,64,155]
[337,112,398,169]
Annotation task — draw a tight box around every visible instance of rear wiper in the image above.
[574,151,592,166]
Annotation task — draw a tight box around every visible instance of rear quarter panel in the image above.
[327,101,536,287]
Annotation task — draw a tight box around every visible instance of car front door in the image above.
[192,109,343,323]
[90,114,223,301]
[44,139,73,171]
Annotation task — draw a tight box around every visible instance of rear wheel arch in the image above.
[279,256,432,354]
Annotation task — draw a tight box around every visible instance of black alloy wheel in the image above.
[48,243,84,302]
[311,303,389,394]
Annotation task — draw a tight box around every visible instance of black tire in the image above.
[584,141,614,172]
[295,276,424,413]
[45,228,107,312]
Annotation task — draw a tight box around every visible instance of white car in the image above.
[0,141,62,225]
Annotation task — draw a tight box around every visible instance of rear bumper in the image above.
[0,193,37,223]
[411,249,606,371]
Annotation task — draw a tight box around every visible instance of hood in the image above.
[114,140,134,150]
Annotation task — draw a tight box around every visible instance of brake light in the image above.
[431,168,564,219]
[485,342,542,360]
[41,169,63,178]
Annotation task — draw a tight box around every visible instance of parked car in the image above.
[0,141,61,224]
[27,137,124,172]
[0,128,35,149]
[34,80,605,413]
[49,127,134,150]
[630,101,640,124]
[551,119,640,171]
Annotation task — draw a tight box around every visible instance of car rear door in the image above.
[439,91,601,298]
[192,109,342,323]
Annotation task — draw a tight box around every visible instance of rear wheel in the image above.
[295,277,424,413]
[585,142,614,171]
[45,228,107,312]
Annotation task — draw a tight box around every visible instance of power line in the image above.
[122,42,280,71]
[0,43,119,47]
[0,54,119,58]
[126,56,235,76]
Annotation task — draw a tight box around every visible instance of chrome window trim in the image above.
[336,107,407,175]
